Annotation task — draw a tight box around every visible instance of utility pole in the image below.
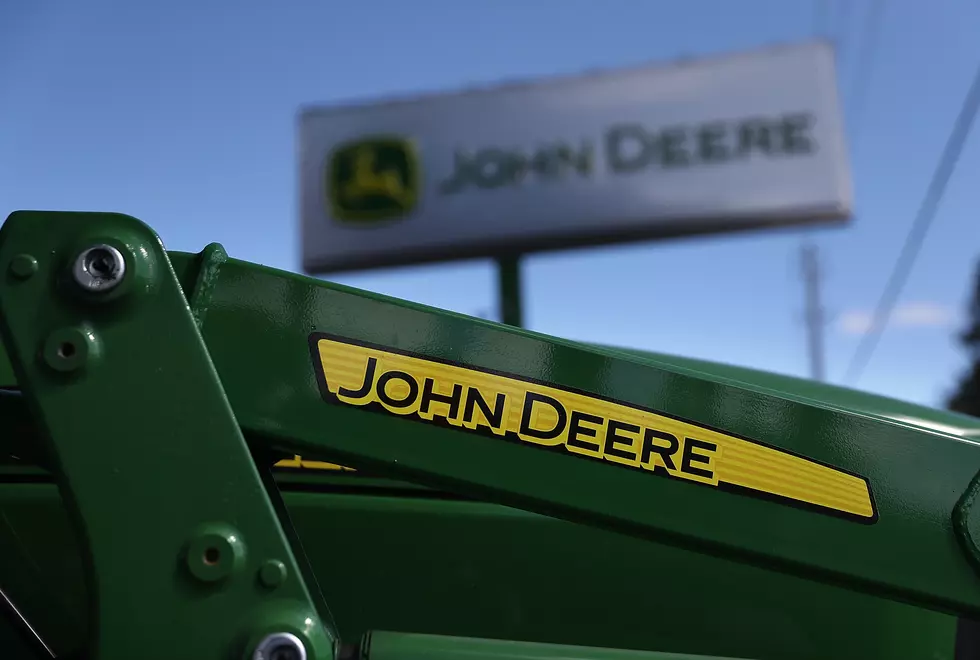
[800,242,826,382]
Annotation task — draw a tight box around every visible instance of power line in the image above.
[801,0,848,384]
[801,243,827,381]
[846,0,886,146]
[842,62,980,385]
[833,0,855,53]
[813,0,854,44]
[812,0,831,39]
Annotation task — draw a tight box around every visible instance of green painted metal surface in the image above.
[361,631,740,660]
[0,334,13,387]
[0,212,335,660]
[0,481,961,659]
[0,210,979,659]
[597,344,980,442]
[174,248,980,615]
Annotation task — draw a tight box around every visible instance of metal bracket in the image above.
[0,211,335,660]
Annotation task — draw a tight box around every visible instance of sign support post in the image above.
[497,255,523,327]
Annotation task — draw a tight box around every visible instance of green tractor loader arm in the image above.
[1,211,979,660]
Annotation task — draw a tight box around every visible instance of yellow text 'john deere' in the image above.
[310,334,876,522]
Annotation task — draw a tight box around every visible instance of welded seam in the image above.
[187,242,228,330]
[953,473,980,573]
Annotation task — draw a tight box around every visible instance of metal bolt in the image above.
[72,244,126,293]
[258,559,287,589]
[253,632,307,660]
[8,254,38,280]
[42,327,97,373]
[185,526,245,583]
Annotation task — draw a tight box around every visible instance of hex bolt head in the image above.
[72,244,126,293]
[252,632,307,660]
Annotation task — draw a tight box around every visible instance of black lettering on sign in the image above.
[476,149,524,189]
[463,388,506,431]
[780,113,815,154]
[568,411,603,452]
[641,428,679,471]
[697,123,730,163]
[438,151,472,195]
[530,142,594,180]
[338,356,377,399]
[737,119,774,157]
[519,392,567,441]
[376,370,418,409]
[605,124,651,173]
[604,420,640,461]
[681,438,717,479]
[420,377,463,420]
[556,143,595,177]
[659,127,690,167]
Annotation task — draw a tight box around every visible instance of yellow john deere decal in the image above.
[309,334,876,523]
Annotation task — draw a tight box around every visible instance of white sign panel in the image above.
[298,40,852,273]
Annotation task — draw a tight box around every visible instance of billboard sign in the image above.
[298,40,852,273]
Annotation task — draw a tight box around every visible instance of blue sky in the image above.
[2,0,979,408]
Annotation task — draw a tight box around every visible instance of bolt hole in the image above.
[269,645,301,660]
[86,249,116,278]
[57,342,76,359]
[203,546,220,566]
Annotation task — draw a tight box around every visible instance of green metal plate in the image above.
[0,481,959,660]
[177,251,980,616]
